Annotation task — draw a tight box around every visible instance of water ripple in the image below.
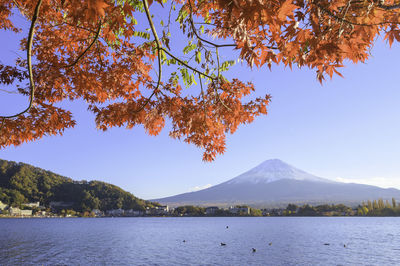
[0,217,399,265]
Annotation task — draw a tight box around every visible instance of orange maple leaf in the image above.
[277,0,298,21]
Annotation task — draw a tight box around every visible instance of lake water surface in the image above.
[0,217,399,265]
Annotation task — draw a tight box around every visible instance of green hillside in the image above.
[0,159,156,212]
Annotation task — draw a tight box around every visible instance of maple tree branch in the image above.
[12,0,28,17]
[0,0,42,120]
[199,73,206,101]
[134,0,163,113]
[315,2,400,26]
[50,21,102,69]
[198,73,207,124]
[377,2,400,10]
[187,0,236,48]
[0,88,19,94]
[63,22,99,34]
[65,21,102,68]
[193,22,217,26]
[161,48,215,80]
[338,0,352,37]
[143,0,217,111]
[166,1,173,34]
[215,47,231,111]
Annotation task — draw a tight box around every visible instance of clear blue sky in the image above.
[1,8,400,200]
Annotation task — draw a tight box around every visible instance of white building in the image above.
[23,202,40,208]
[9,207,32,216]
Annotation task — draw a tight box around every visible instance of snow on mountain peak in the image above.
[227,159,328,184]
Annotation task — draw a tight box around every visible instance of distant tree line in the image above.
[0,159,156,213]
[171,205,262,217]
[357,198,400,216]
[277,199,400,217]
[279,203,354,216]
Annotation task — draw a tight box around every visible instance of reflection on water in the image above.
[1,217,399,265]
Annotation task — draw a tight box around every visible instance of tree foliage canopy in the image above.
[1,0,400,160]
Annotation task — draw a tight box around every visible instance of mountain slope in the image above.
[154,159,400,207]
[0,159,156,211]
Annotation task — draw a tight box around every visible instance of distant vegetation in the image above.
[274,199,400,217]
[172,205,262,217]
[357,198,400,216]
[0,159,156,213]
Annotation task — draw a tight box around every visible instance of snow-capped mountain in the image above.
[226,159,330,184]
[153,159,400,207]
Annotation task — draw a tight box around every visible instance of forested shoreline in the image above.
[0,159,157,215]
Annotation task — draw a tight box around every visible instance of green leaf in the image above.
[191,73,197,85]
[183,42,197,54]
[160,50,167,61]
[195,51,201,63]
[220,60,236,72]
[133,31,151,40]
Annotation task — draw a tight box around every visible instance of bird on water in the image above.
[252,248,256,252]
[220,243,226,246]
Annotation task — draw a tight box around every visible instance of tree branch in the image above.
[315,2,400,26]
[64,21,102,68]
[377,2,400,10]
[0,89,19,94]
[214,47,231,111]
[50,21,102,69]
[187,0,237,48]
[198,73,207,123]
[161,47,215,80]
[134,0,163,113]
[338,0,352,37]
[0,0,42,120]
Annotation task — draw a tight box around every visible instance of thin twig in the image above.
[51,21,102,69]
[199,73,207,123]
[12,0,27,17]
[0,89,19,94]
[187,0,236,48]
[315,2,400,26]
[377,2,400,10]
[214,47,231,111]
[161,48,215,80]
[166,1,173,35]
[338,0,352,37]
[0,0,43,119]
[64,21,102,68]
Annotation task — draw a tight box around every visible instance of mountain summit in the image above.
[226,159,329,185]
[154,159,400,207]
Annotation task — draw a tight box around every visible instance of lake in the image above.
[0,217,399,265]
